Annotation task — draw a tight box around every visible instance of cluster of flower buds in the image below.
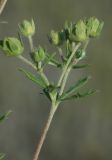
[0,19,35,57]
[48,17,104,45]
[0,37,24,56]
[0,17,104,105]
[0,17,103,61]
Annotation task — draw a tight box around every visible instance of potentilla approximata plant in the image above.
[0,10,104,160]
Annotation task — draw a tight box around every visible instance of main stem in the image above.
[33,102,58,160]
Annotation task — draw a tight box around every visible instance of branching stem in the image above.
[18,55,37,70]
[59,67,71,96]
[57,43,81,87]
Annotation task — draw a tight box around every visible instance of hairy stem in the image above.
[59,67,71,96]
[28,36,34,52]
[59,40,90,96]
[83,38,90,51]
[57,43,81,87]
[58,40,90,95]
[18,55,37,70]
[33,102,58,160]
[59,59,78,96]
[39,69,49,86]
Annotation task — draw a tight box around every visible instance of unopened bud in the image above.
[49,30,64,46]
[0,37,24,56]
[87,17,104,37]
[72,20,88,42]
[33,46,46,63]
[19,19,35,37]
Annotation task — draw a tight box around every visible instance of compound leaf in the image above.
[60,76,91,100]
[60,89,98,101]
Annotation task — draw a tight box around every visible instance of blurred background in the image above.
[0,0,112,160]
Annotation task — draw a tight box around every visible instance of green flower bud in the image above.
[0,37,24,56]
[19,19,35,37]
[75,49,86,60]
[33,46,46,62]
[87,17,104,37]
[72,20,88,42]
[49,30,64,46]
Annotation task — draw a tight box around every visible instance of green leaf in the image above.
[0,110,12,122]
[19,68,46,88]
[0,153,5,160]
[72,64,90,69]
[60,89,98,101]
[60,76,91,100]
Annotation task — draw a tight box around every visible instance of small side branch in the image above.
[0,0,8,15]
